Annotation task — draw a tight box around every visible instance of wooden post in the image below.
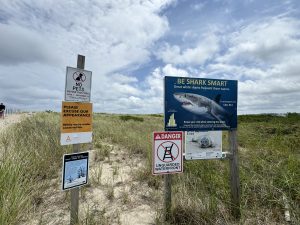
[228,129,241,219]
[70,55,85,225]
[164,173,172,221]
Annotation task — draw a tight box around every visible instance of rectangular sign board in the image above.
[65,66,92,102]
[62,152,89,190]
[164,76,237,131]
[152,131,183,175]
[185,131,222,160]
[60,101,92,145]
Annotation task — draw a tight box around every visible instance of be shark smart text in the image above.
[177,78,228,87]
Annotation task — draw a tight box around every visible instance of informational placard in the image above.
[152,131,183,175]
[185,131,222,160]
[164,76,237,131]
[60,101,92,145]
[65,66,92,102]
[62,152,89,190]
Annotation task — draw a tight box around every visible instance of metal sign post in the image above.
[70,55,85,225]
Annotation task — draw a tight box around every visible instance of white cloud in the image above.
[156,33,219,65]
[162,64,189,77]
[209,16,300,114]
[190,3,206,11]
[0,0,174,112]
[218,17,300,64]
[0,0,299,115]
[0,24,58,65]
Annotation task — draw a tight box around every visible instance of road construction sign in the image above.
[152,131,183,175]
[65,66,92,102]
[60,101,92,145]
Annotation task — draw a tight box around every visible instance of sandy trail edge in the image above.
[0,114,26,133]
[23,142,161,225]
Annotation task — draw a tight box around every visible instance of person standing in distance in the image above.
[0,103,5,119]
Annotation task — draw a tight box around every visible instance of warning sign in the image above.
[65,66,92,102]
[61,101,92,145]
[152,131,183,175]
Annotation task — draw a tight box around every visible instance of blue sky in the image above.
[0,0,300,114]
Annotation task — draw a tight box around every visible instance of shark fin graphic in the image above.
[214,94,221,104]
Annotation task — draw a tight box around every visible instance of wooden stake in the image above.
[228,129,241,219]
[70,55,85,225]
[164,173,172,221]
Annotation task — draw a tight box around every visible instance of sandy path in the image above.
[23,143,160,225]
[0,114,26,132]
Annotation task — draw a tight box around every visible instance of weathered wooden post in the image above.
[228,129,241,219]
[70,55,85,225]
[164,173,172,221]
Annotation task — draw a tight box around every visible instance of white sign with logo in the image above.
[152,131,183,175]
[62,152,89,190]
[65,66,92,102]
[185,131,222,160]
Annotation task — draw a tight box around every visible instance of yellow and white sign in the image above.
[60,102,92,145]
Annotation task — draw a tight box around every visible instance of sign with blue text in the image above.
[62,152,89,191]
[164,76,237,131]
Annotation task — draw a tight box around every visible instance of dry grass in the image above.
[0,112,299,224]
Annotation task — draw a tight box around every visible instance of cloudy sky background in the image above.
[0,0,300,114]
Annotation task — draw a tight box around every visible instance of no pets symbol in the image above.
[73,71,86,83]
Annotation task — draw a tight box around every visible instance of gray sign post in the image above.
[70,55,85,225]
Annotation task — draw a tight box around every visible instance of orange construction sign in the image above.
[61,102,92,133]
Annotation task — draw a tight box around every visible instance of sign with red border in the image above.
[152,131,183,175]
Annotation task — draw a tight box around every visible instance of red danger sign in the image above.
[157,141,180,162]
[152,131,183,175]
[154,132,182,140]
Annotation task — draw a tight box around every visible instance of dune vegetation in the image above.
[0,112,299,224]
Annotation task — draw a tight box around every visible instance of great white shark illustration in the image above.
[173,92,231,124]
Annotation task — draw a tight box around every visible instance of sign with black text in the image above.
[65,66,92,102]
[60,102,93,145]
[185,131,222,160]
[62,152,89,190]
[152,131,183,175]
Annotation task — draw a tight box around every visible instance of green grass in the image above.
[237,114,300,224]
[93,113,300,224]
[0,112,299,224]
[0,113,66,224]
[119,115,144,122]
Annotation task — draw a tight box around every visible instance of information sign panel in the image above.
[185,131,222,160]
[60,101,92,145]
[152,131,183,175]
[65,66,92,102]
[62,152,89,190]
[164,76,237,131]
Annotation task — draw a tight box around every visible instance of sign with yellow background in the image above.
[61,102,92,133]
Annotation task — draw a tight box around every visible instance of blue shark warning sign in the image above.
[164,76,238,131]
[152,131,183,175]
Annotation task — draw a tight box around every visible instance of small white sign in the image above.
[185,131,222,160]
[152,131,183,175]
[62,152,89,190]
[65,66,92,102]
[60,132,92,145]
